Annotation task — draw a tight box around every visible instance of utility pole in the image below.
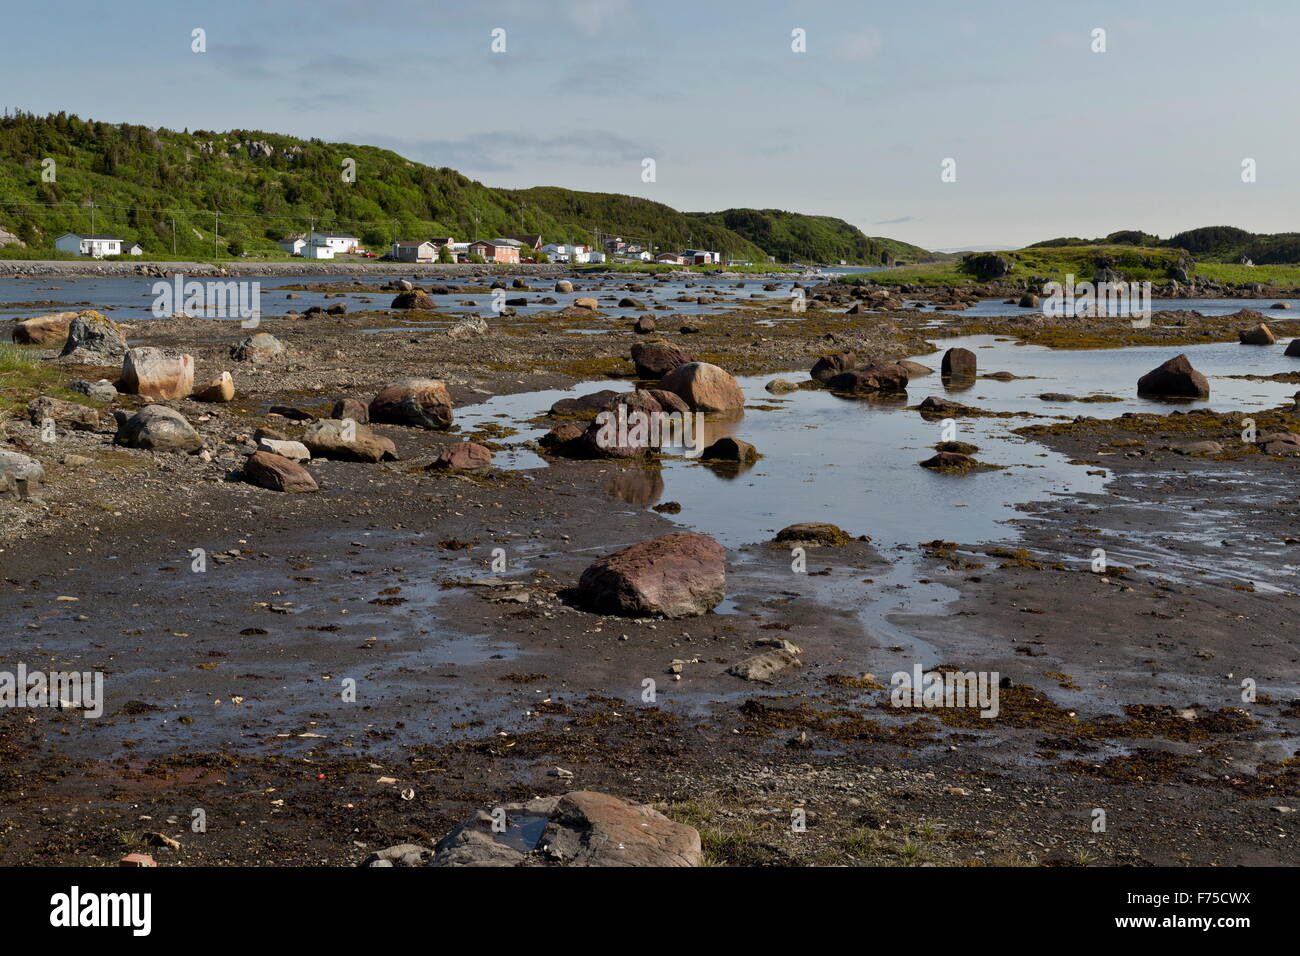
[171,217,176,255]
[214,211,220,258]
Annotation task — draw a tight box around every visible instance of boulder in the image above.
[577,532,725,618]
[549,389,623,417]
[1137,354,1210,398]
[1286,339,1300,358]
[659,362,745,413]
[390,290,435,310]
[0,449,45,498]
[701,436,758,462]
[230,332,285,364]
[66,379,117,402]
[428,792,702,868]
[369,378,453,430]
[448,316,488,339]
[243,451,318,493]
[921,451,976,470]
[193,371,235,403]
[1018,293,1041,308]
[555,280,574,294]
[12,311,76,345]
[633,314,656,334]
[765,378,799,394]
[538,422,586,455]
[618,297,645,309]
[826,362,909,393]
[641,388,690,414]
[427,441,493,472]
[728,649,801,681]
[574,297,599,311]
[774,522,851,546]
[330,397,369,423]
[1174,441,1223,456]
[27,396,98,430]
[630,341,692,378]
[941,347,977,378]
[113,405,204,454]
[327,302,347,315]
[57,311,126,365]
[1238,323,1277,345]
[256,438,310,461]
[120,347,194,400]
[301,419,397,462]
[898,360,934,379]
[810,351,857,383]
[918,395,964,415]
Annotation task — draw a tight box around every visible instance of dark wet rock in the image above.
[327,302,347,315]
[920,451,976,471]
[630,340,692,378]
[427,441,493,472]
[1018,293,1041,308]
[701,436,758,462]
[619,297,646,309]
[113,405,204,454]
[774,522,852,546]
[963,252,1012,281]
[1038,392,1077,402]
[941,347,977,378]
[659,362,745,412]
[641,388,690,414]
[369,378,454,430]
[826,362,909,393]
[243,451,318,493]
[633,314,656,334]
[810,351,856,383]
[577,532,726,618]
[1137,354,1210,398]
[1286,339,1300,357]
[27,396,98,430]
[538,423,586,455]
[301,419,397,462]
[549,389,622,417]
[57,311,126,365]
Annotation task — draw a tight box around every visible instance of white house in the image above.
[542,242,591,264]
[55,233,123,258]
[586,250,605,264]
[122,242,144,256]
[278,235,306,255]
[306,231,361,254]
[303,242,335,260]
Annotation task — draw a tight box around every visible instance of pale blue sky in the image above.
[3,0,1293,250]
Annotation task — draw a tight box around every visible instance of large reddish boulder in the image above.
[1238,323,1276,345]
[330,397,369,423]
[941,347,977,378]
[630,341,692,378]
[369,378,453,429]
[826,362,909,393]
[659,362,745,413]
[810,351,857,383]
[120,347,194,400]
[244,451,318,493]
[549,389,622,417]
[12,311,77,345]
[577,532,726,618]
[1137,354,1210,398]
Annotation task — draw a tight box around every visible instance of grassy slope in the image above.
[684,208,938,265]
[0,112,929,265]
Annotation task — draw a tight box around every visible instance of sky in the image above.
[3,0,1296,251]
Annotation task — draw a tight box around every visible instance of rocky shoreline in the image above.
[1,278,1297,867]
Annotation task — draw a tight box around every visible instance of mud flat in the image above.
[1,282,1297,866]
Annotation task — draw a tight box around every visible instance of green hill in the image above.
[0,111,926,265]
[1027,226,1300,265]
[685,208,936,265]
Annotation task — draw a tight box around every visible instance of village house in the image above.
[468,239,521,264]
[305,231,361,254]
[278,234,306,255]
[586,250,606,264]
[506,234,543,252]
[655,252,684,265]
[682,248,720,265]
[541,242,591,264]
[302,241,335,260]
[55,233,124,257]
[391,240,437,263]
[121,241,144,256]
